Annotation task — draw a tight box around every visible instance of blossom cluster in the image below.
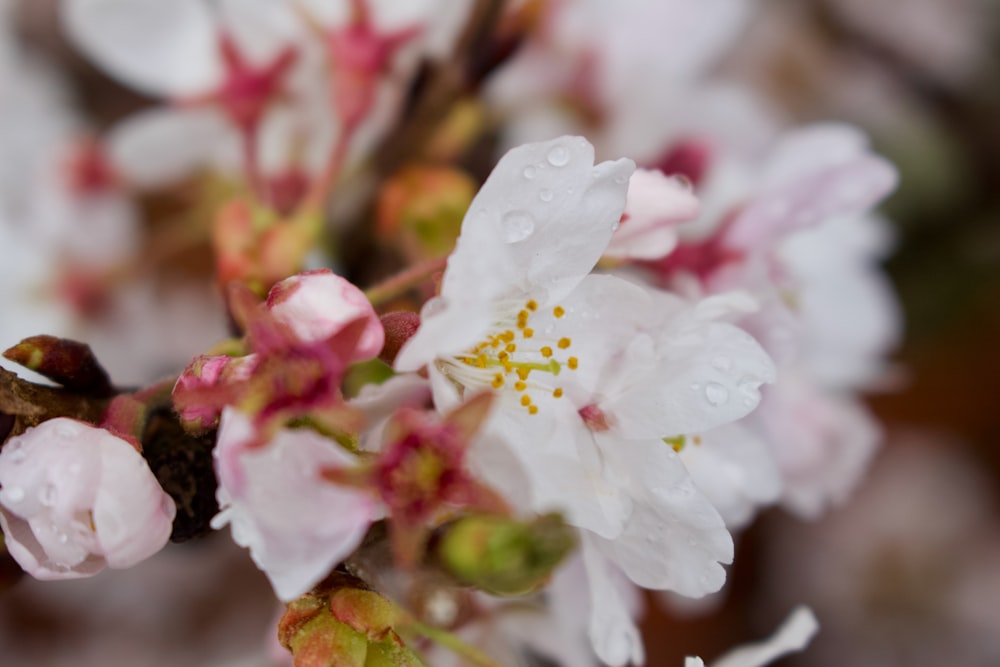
[0,1,901,665]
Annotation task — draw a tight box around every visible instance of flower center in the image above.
[440,298,579,414]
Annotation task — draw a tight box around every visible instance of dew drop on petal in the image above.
[539,189,554,202]
[39,483,57,506]
[500,210,535,243]
[523,165,537,179]
[704,382,729,406]
[3,486,25,503]
[547,145,570,167]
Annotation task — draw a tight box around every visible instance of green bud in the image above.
[436,513,576,595]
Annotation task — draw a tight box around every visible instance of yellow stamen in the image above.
[523,328,534,338]
[567,356,578,370]
[541,347,553,358]
[505,343,516,353]
[553,388,564,398]
[516,368,530,380]
[557,337,571,349]
[553,306,565,318]
[520,395,531,407]
[528,405,539,415]
[514,381,527,391]
[491,374,505,388]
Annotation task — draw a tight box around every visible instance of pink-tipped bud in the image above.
[266,270,384,362]
[378,312,420,366]
[172,354,258,433]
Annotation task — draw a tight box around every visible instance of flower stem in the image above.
[405,621,506,667]
[298,120,356,217]
[364,256,448,306]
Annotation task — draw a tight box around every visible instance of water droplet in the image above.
[39,483,57,506]
[523,165,537,179]
[54,422,78,438]
[58,532,69,544]
[3,486,24,503]
[704,382,729,406]
[712,355,731,371]
[546,145,570,167]
[539,189,553,202]
[500,210,535,243]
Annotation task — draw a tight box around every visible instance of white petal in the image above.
[581,538,646,667]
[681,423,781,528]
[593,437,733,597]
[107,107,238,187]
[483,404,631,539]
[712,607,818,667]
[604,312,776,438]
[62,0,222,97]
[397,137,634,370]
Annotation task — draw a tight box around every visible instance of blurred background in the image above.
[2,0,999,665]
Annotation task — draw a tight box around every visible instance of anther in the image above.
[553,306,565,318]
[523,328,534,338]
[520,395,531,407]
[514,381,527,391]
[541,347,553,358]
[526,300,538,311]
[528,405,539,415]
[557,337,571,349]
[553,388,564,398]
[567,356,578,370]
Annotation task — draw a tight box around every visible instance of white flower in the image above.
[211,408,377,601]
[0,418,175,579]
[395,137,775,638]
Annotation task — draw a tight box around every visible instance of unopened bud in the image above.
[376,166,474,261]
[378,312,420,366]
[278,576,423,667]
[3,335,112,397]
[435,513,576,595]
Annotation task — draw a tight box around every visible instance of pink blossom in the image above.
[211,408,378,601]
[265,269,384,361]
[172,353,260,431]
[0,418,175,580]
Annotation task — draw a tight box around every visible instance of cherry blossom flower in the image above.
[0,418,175,579]
[211,408,377,601]
[642,124,900,520]
[395,136,775,657]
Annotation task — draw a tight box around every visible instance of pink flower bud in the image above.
[172,353,259,432]
[0,418,175,580]
[266,270,384,362]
